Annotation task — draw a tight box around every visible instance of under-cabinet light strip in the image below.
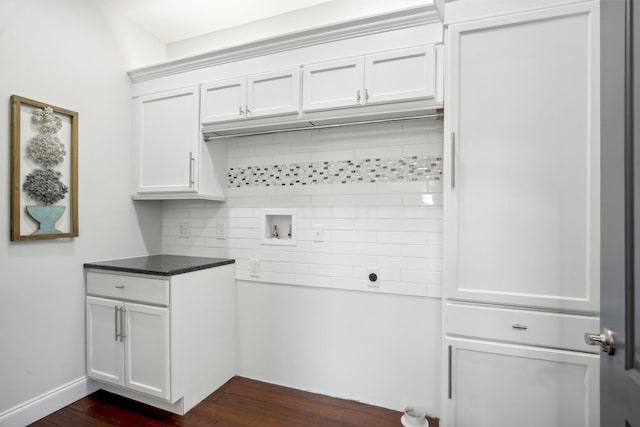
[203,112,444,140]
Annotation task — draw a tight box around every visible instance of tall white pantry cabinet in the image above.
[442,1,601,426]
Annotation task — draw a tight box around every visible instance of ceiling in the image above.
[102,0,337,44]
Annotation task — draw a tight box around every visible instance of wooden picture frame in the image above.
[10,95,78,240]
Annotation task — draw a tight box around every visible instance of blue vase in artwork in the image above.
[26,205,65,235]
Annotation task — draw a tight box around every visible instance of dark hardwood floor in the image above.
[29,377,439,426]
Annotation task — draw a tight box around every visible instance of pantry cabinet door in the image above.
[364,45,436,104]
[446,338,599,427]
[135,86,200,193]
[86,297,124,386]
[201,77,246,123]
[444,3,600,312]
[124,302,170,400]
[247,67,300,118]
[302,57,364,112]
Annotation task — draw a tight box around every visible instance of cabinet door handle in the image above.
[364,88,369,102]
[245,105,251,116]
[114,306,119,341]
[189,152,195,188]
[448,345,452,399]
[356,90,361,102]
[451,132,456,189]
[239,106,245,116]
[512,323,528,330]
[120,308,126,342]
[115,285,125,289]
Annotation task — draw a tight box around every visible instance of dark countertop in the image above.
[84,255,235,277]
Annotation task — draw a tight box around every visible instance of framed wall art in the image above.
[10,95,78,241]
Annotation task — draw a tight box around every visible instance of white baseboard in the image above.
[0,376,98,427]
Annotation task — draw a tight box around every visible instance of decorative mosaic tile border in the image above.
[228,156,442,187]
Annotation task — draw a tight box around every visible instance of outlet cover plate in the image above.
[312,224,324,242]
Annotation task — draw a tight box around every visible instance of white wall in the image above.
[162,119,444,413]
[0,1,164,424]
[237,281,442,412]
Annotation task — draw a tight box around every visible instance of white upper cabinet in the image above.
[135,86,200,194]
[201,67,300,124]
[444,3,600,312]
[302,57,365,111]
[247,68,300,118]
[133,86,227,201]
[200,78,245,123]
[302,45,436,113]
[364,45,436,104]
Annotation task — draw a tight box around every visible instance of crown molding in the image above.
[128,5,441,83]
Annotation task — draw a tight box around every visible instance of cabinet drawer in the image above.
[446,302,599,353]
[87,271,169,306]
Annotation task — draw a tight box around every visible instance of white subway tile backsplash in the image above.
[402,244,441,258]
[309,241,354,254]
[354,243,402,257]
[330,253,378,267]
[377,181,429,194]
[308,264,353,277]
[354,218,403,231]
[227,228,259,239]
[289,252,333,264]
[263,261,310,275]
[161,118,443,297]
[254,250,292,262]
[330,230,377,243]
[402,219,443,232]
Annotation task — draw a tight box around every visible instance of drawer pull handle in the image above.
[115,285,125,289]
[512,324,528,330]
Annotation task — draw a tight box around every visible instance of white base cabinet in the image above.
[446,338,599,427]
[87,297,170,400]
[85,264,236,415]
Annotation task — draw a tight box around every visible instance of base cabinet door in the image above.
[124,303,170,400]
[446,338,599,427]
[86,297,124,386]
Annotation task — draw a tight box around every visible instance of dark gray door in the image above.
[600,0,640,425]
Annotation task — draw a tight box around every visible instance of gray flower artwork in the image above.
[22,106,68,205]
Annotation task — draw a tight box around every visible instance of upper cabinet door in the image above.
[302,57,364,112]
[201,77,246,123]
[364,45,436,105]
[136,86,200,194]
[444,3,600,312]
[247,67,300,118]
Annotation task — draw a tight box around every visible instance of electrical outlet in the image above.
[216,222,226,239]
[178,222,191,238]
[367,267,380,287]
[250,259,260,277]
[312,224,324,242]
